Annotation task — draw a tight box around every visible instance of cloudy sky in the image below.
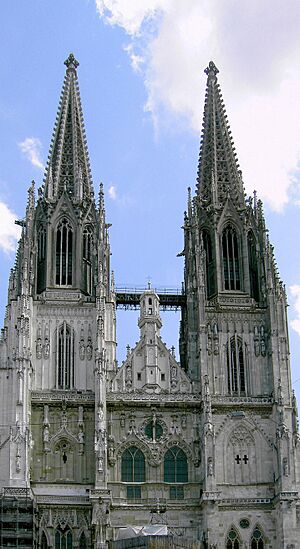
[1,1,300,397]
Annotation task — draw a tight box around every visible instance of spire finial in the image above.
[64,53,79,71]
[204,61,219,79]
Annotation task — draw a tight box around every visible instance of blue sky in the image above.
[1,1,300,399]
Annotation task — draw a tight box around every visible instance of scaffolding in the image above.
[0,488,36,548]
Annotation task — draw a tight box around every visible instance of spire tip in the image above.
[64,53,79,71]
[204,61,219,79]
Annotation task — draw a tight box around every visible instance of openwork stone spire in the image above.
[196,61,245,208]
[43,54,93,201]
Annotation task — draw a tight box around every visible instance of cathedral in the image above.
[0,53,299,549]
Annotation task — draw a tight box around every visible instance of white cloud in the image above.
[96,0,300,212]
[108,185,117,200]
[289,285,300,337]
[123,44,144,72]
[0,201,21,253]
[19,137,44,170]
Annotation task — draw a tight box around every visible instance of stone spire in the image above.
[43,53,93,201]
[196,61,245,209]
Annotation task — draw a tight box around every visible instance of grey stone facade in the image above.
[0,55,299,548]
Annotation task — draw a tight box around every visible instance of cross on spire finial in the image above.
[64,53,79,71]
[204,61,219,79]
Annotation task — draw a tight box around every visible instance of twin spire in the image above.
[43,53,93,202]
[44,55,243,210]
[196,61,245,209]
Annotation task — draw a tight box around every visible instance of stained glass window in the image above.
[251,527,265,549]
[121,447,145,482]
[226,528,240,549]
[164,447,188,483]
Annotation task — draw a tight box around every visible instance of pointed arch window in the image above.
[121,446,145,500]
[164,447,188,483]
[121,446,145,482]
[248,231,259,301]
[55,528,72,549]
[56,322,74,389]
[251,527,265,549]
[79,532,87,549]
[226,527,240,549]
[222,225,241,290]
[83,226,93,295]
[227,336,247,395]
[203,230,215,298]
[37,226,47,293]
[41,532,48,549]
[56,218,73,286]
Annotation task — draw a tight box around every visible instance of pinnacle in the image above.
[64,53,79,71]
[204,61,219,79]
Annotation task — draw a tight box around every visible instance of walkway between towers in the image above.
[116,287,186,311]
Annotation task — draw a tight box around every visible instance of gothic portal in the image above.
[0,55,299,549]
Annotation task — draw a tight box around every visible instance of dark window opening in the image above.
[248,231,259,301]
[251,527,265,549]
[37,226,47,293]
[222,225,241,290]
[121,446,145,483]
[164,447,188,483]
[55,528,72,549]
[57,322,74,389]
[227,337,246,395]
[56,218,73,286]
[226,528,240,549]
[127,485,141,499]
[203,230,215,298]
[170,486,184,500]
[83,226,93,295]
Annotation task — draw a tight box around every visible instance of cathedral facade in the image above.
[0,54,299,548]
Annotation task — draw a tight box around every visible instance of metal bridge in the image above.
[116,286,186,311]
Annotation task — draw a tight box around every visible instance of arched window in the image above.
[37,226,47,293]
[83,226,93,295]
[56,322,74,389]
[164,447,188,483]
[227,336,246,395]
[121,446,145,500]
[251,527,265,549]
[248,231,259,301]
[56,218,73,286]
[79,532,87,549]
[203,230,215,298]
[55,528,72,549]
[226,527,240,549]
[41,532,48,549]
[121,447,145,482]
[222,225,241,290]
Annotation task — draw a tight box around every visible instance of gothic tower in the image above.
[0,54,116,548]
[182,61,300,547]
